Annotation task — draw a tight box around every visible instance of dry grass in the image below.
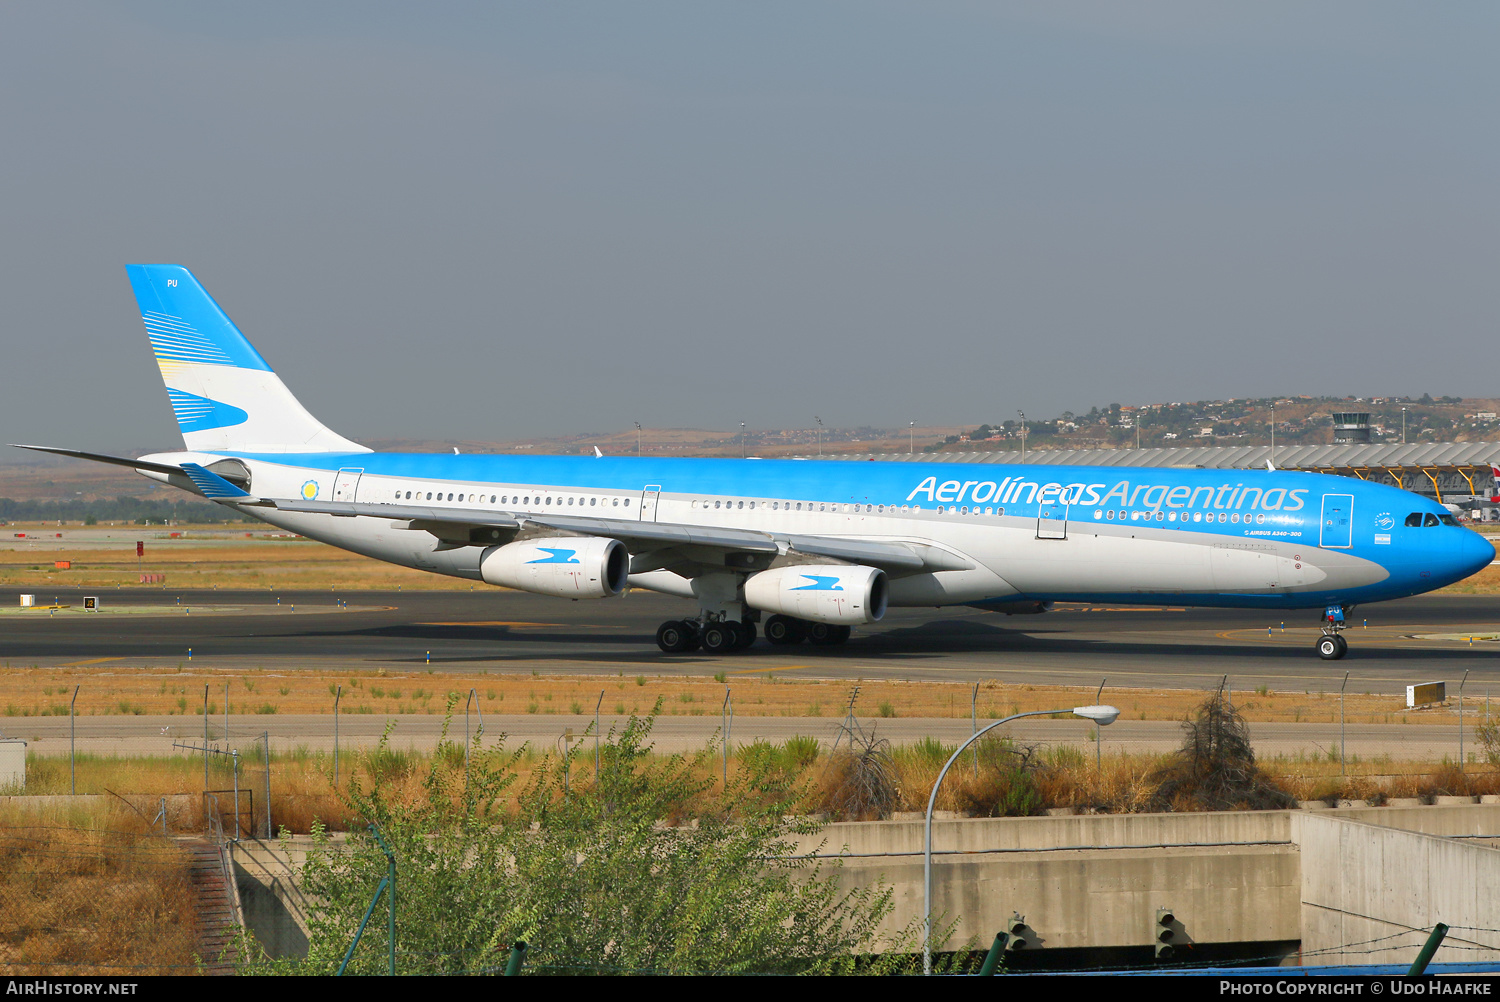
[0,538,465,591]
[0,665,1487,726]
[0,804,204,975]
[20,725,1500,833]
[1436,560,1500,595]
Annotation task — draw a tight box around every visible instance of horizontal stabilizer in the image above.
[179,462,253,500]
[9,444,185,478]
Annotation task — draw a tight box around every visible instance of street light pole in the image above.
[1271,403,1276,466]
[741,422,746,459]
[1402,407,1407,445]
[923,703,1120,974]
[815,416,824,457]
[909,421,915,455]
[634,421,641,457]
[1016,410,1026,464]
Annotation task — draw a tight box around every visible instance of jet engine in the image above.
[480,536,628,599]
[743,564,888,625]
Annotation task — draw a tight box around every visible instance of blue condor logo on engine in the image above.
[790,575,844,591]
[527,548,580,564]
[904,476,1310,513]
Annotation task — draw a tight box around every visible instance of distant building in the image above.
[1332,412,1372,444]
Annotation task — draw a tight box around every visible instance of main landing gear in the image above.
[764,614,850,647]
[1315,604,1352,660]
[654,614,850,654]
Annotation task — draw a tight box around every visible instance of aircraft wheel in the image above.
[764,615,804,645]
[1334,634,1348,658]
[656,620,695,654]
[807,621,850,646]
[1316,635,1345,660]
[701,622,740,654]
[734,620,757,649]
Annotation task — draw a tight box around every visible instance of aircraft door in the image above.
[1036,499,1068,539]
[332,468,364,502]
[1320,494,1354,549]
[639,485,662,522]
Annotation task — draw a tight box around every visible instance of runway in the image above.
[2,587,1498,697]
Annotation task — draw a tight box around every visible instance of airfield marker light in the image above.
[923,703,1120,974]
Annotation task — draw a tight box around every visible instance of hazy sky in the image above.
[2,2,1496,451]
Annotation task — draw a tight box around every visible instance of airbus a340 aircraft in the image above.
[17,265,1494,659]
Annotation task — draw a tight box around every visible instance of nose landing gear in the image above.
[1316,605,1351,660]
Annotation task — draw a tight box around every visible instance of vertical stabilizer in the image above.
[125,264,368,454]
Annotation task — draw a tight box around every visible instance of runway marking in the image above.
[57,657,123,667]
[728,664,814,675]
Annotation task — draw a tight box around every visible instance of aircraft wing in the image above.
[269,499,967,572]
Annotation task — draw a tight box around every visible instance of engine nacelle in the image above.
[480,536,628,599]
[743,564,888,625]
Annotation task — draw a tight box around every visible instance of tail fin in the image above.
[125,264,367,454]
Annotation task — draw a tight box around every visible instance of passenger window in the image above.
[737,500,744,509]
[405,491,412,499]
[590,498,597,506]
[623,499,630,506]
[795,503,802,511]
[1424,513,1440,527]
[715,501,721,509]
[425,492,432,500]
[612,499,619,506]
[995,507,1003,516]
[568,497,574,505]
[749,501,755,509]
[1405,513,1423,527]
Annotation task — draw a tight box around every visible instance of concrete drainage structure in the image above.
[231,804,1500,968]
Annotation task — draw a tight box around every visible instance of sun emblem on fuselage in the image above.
[301,480,319,500]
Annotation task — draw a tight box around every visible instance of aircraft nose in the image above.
[1456,530,1495,579]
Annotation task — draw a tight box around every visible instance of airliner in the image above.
[15,265,1494,660]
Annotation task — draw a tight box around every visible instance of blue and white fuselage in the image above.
[18,265,1493,658]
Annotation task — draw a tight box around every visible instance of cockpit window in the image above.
[1439,514,1460,526]
[1424,513,1440,527]
[1405,513,1423,527]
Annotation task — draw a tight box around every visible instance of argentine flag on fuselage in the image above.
[125,264,368,455]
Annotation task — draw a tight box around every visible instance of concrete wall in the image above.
[800,811,1298,952]
[1292,812,1500,966]
[232,839,315,960]
[0,740,24,790]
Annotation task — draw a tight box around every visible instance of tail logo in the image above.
[166,388,248,433]
[300,481,319,500]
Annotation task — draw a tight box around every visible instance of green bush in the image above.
[259,708,923,975]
